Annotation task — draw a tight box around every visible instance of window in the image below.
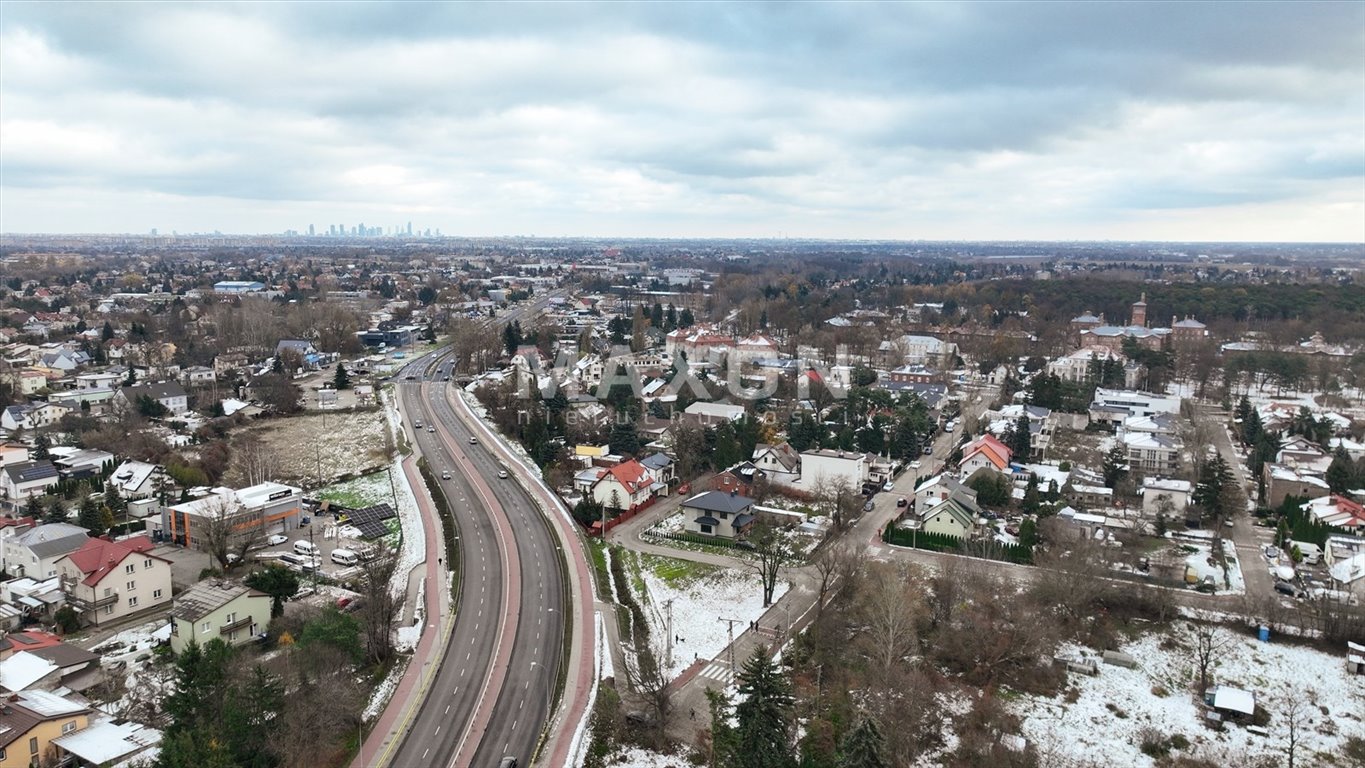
[225,612,236,624]
[128,596,138,608]
[153,589,163,600]
[125,563,135,574]
[144,558,153,568]
[29,736,37,754]
[202,622,211,633]
[126,581,135,591]
[61,721,77,734]
[103,605,114,615]
[700,524,712,534]
[103,587,113,597]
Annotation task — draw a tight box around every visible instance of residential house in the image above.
[2,525,89,580]
[49,449,114,482]
[915,474,977,511]
[179,365,217,387]
[916,489,982,539]
[73,372,120,391]
[117,381,188,415]
[0,646,102,694]
[108,460,165,500]
[1,403,68,432]
[53,716,163,767]
[711,463,767,496]
[1047,346,1128,384]
[987,404,1053,460]
[681,491,756,539]
[751,443,801,484]
[1141,478,1193,518]
[162,482,303,550]
[0,689,90,767]
[0,462,58,507]
[0,577,63,627]
[0,446,28,470]
[1120,431,1182,474]
[1262,463,1330,508]
[169,580,271,654]
[57,536,171,627]
[730,334,780,366]
[0,632,61,663]
[588,460,658,512]
[959,435,1012,479]
[1089,388,1180,426]
[639,453,675,488]
[800,449,870,491]
[1303,495,1365,532]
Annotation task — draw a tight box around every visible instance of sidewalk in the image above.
[351,453,451,768]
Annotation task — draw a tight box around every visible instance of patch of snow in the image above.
[1182,541,1246,594]
[599,746,693,767]
[362,658,407,720]
[1013,622,1365,767]
[638,561,790,681]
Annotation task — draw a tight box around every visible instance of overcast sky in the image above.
[2,2,1362,241]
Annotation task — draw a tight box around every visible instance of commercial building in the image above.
[162,483,302,550]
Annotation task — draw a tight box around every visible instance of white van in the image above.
[331,549,359,567]
[293,540,320,557]
[1290,540,1322,565]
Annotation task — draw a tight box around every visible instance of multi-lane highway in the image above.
[387,353,565,767]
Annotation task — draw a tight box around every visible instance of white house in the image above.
[2,524,89,580]
[56,536,172,627]
[108,460,165,499]
[752,443,801,484]
[1089,388,1180,425]
[683,401,746,424]
[915,474,977,511]
[800,449,869,490]
[1141,477,1193,518]
[1121,431,1182,474]
[1,461,59,504]
[681,491,756,539]
[117,381,189,415]
[588,459,658,512]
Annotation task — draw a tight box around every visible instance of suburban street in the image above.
[1196,402,1278,604]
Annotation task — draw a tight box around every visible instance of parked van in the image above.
[293,540,320,557]
[1289,540,1322,565]
[331,549,359,567]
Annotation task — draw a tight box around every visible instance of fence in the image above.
[882,526,1033,564]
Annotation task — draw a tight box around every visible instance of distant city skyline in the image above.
[2,2,1362,243]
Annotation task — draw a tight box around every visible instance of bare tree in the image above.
[810,541,858,617]
[196,494,263,570]
[357,554,400,665]
[857,562,925,674]
[619,634,672,748]
[1283,695,1310,768]
[813,474,862,531]
[746,522,797,607]
[1191,624,1230,694]
[234,432,279,487]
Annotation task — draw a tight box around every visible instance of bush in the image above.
[55,605,81,634]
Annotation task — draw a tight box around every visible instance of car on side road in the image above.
[266,534,288,547]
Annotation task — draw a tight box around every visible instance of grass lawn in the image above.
[638,552,720,588]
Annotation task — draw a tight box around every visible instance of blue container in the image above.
[1258,625,1270,643]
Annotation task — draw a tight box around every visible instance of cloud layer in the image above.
[2,2,1362,241]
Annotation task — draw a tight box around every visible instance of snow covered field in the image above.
[630,552,790,681]
[1013,623,1365,767]
[599,746,694,768]
[1181,541,1246,595]
[227,408,391,487]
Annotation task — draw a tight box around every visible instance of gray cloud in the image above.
[1,1,1361,240]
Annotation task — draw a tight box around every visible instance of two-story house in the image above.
[588,460,658,512]
[958,435,1013,479]
[169,581,271,655]
[1,525,87,581]
[0,690,90,767]
[56,536,172,627]
[751,443,801,485]
[117,381,188,415]
[682,491,756,539]
[0,462,58,506]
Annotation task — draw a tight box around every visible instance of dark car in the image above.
[863,500,875,512]
[896,497,908,507]
[1274,581,1302,597]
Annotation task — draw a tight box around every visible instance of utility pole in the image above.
[718,616,742,672]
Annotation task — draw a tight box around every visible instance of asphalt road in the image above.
[387,350,565,768]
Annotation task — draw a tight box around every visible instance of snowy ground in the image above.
[1181,540,1246,595]
[317,458,425,604]
[88,619,175,720]
[598,746,694,768]
[1013,622,1365,767]
[630,552,790,681]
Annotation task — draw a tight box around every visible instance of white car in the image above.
[266,534,289,547]
[498,469,509,479]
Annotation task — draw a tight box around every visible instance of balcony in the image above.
[68,592,118,611]
[219,616,254,635]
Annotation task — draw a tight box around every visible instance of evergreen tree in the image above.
[1102,443,1129,488]
[1018,518,1039,549]
[1235,395,1252,428]
[125,366,138,385]
[678,307,695,329]
[1045,478,1060,503]
[650,301,664,329]
[1007,414,1032,459]
[24,494,45,520]
[44,497,67,524]
[78,494,105,535]
[1325,445,1357,494]
[838,717,888,768]
[608,419,640,457]
[33,432,51,460]
[1021,475,1040,515]
[1193,454,1235,523]
[101,320,115,341]
[244,563,300,618]
[333,362,350,390]
[731,647,796,768]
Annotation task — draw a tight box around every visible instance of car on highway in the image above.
[266,534,288,547]
[469,436,478,444]
[498,469,509,479]
[427,426,435,432]
[499,758,519,768]
[441,470,451,479]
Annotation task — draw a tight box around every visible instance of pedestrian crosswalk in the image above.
[699,660,735,686]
